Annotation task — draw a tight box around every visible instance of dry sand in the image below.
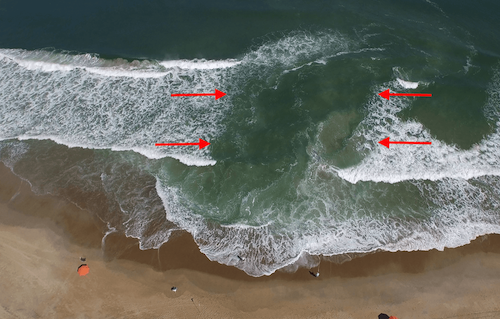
[1,163,500,319]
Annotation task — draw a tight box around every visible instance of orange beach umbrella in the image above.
[77,264,90,276]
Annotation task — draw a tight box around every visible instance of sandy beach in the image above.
[1,162,500,319]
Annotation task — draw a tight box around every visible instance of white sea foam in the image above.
[396,78,419,89]
[0,141,29,169]
[81,68,171,78]
[242,30,352,67]
[13,133,216,167]
[6,59,77,72]
[167,154,217,166]
[282,47,385,75]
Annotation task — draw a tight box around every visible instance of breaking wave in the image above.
[337,68,500,184]
[0,30,351,166]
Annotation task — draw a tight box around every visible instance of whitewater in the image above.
[1,29,500,277]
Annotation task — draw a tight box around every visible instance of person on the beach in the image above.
[309,271,319,277]
[379,314,398,319]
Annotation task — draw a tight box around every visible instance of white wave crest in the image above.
[0,49,242,79]
[397,78,419,89]
[160,59,241,70]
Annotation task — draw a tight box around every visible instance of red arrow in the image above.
[171,89,226,100]
[155,138,210,149]
[379,137,431,148]
[379,89,431,100]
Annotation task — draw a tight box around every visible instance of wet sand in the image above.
[1,163,500,319]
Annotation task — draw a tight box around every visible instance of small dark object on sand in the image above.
[309,271,319,277]
[378,314,390,319]
[80,257,86,262]
[171,287,177,292]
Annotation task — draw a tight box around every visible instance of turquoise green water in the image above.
[1,0,500,276]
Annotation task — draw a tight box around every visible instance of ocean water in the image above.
[1,0,500,276]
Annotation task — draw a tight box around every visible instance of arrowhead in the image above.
[215,89,226,100]
[379,89,390,100]
[199,138,210,149]
[379,137,390,148]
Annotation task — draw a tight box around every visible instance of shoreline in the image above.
[1,162,500,318]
